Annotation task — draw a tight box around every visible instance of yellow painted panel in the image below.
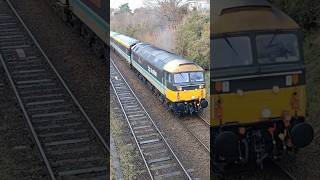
[210,86,306,126]
[165,88,206,102]
[112,37,130,49]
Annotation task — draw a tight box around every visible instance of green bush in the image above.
[273,0,320,30]
[304,32,320,122]
[175,11,210,70]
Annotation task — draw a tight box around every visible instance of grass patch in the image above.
[110,108,141,179]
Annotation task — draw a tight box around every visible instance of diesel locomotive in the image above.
[111,32,208,115]
[211,0,314,174]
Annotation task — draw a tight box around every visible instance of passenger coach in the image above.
[48,0,108,57]
[110,32,139,63]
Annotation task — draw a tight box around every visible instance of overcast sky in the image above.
[110,0,144,10]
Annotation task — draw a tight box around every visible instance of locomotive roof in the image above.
[211,0,299,36]
[132,43,203,73]
[111,33,139,48]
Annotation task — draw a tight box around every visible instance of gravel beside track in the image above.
[180,116,210,153]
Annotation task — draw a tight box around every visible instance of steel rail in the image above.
[0,53,56,180]
[179,116,210,153]
[197,112,210,127]
[272,161,297,180]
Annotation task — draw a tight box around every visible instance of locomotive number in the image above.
[148,66,157,77]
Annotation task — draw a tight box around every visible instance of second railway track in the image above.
[180,115,210,153]
[110,59,193,180]
[0,0,108,179]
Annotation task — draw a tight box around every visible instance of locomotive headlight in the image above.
[237,89,244,96]
[272,86,280,94]
[177,86,182,91]
[262,108,271,118]
[199,84,204,89]
[222,81,230,92]
[286,75,293,86]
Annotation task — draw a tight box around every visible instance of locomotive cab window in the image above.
[174,72,204,84]
[212,36,253,68]
[190,72,204,82]
[174,73,189,84]
[256,33,300,64]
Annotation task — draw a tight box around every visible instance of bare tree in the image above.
[143,0,188,29]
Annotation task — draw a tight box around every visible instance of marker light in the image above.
[282,111,291,127]
[291,92,300,111]
[214,99,223,123]
[222,81,230,92]
[237,89,244,96]
[293,74,299,85]
[272,86,280,94]
[262,108,272,118]
[239,127,246,135]
[177,86,182,91]
[199,84,204,89]
[215,82,222,92]
[286,75,293,86]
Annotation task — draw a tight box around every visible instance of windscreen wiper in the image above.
[267,32,280,47]
[224,37,239,56]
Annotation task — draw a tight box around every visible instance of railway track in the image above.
[0,0,108,179]
[270,161,296,180]
[198,112,210,126]
[212,152,296,180]
[179,115,210,153]
[110,59,193,180]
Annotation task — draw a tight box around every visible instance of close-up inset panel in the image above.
[211,0,319,179]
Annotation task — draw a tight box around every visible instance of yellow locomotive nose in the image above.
[211,85,306,126]
[166,88,206,102]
